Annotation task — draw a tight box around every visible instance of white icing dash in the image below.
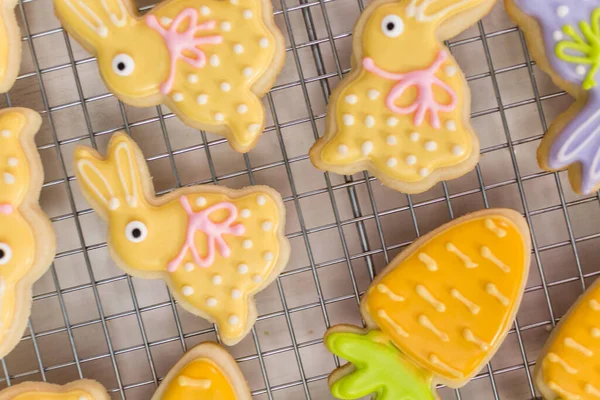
[210,54,220,67]
[424,140,437,152]
[1,130,10,137]
[452,145,464,156]
[590,299,600,310]
[387,157,397,167]
[182,285,194,296]
[214,112,225,121]
[3,173,15,185]
[160,16,172,25]
[592,328,600,338]
[416,285,445,312]
[172,92,184,102]
[237,104,248,114]
[547,353,577,374]
[361,141,373,156]
[387,116,399,127]
[345,94,358,104]
[242,67,253,77]
[228,315,240,325]
[184,262,194,272]
[257,195,267,205]
[365,115,375,128]
[405,155,417,166]
[445,65,457,76]
[233,43,244,54]
[221,21,232,31]
[553,30,563,41]
[418,315,449,341]
[206,297,217,307]
[446,120,456,131]
[576,65,587,76]
[200,5,210,15]
[187,74,198,84]
[377,309,408,337]
[212,275,222,285]
[261,221,273,231]
[585,384,600,397]
[419,168,429,177]
[418,253,438,271]
[463,328,489,351]
[428,354,463,378]
[367,89,379,100]
[548,381,580,400]
[240,209,251,218]
[450,288,480,315]
[249,124,261,134]
[409,131,420,142]
[264,251,274,261]
[337,144,349,155]
[386,135,397,145]
[556,5,569,18]
[242,9,252,18]
[376,284,404,302]
[220,82,232,92]
[252,274,262,283]
[484,219,507,238]
[485,283,509,306]
[197,94,208,105]
[237,264,248,274]
[231,288,242,299]
[242,239,253,249]
[446,243,478,268]
[564,337,593,357]
[178,376,211,388]
[480,246,510,273]
[342,114,355,126]
[259,37,269,48]
[7,158,17,167]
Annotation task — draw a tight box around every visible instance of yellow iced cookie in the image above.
[0,0,20,92]
[325,209,531,399]
[53,0,285,153]
[310,0,495,193]
[0,379,109,400]
[152,342,251,400]
[0,108,56,359]
[74,133,290,345]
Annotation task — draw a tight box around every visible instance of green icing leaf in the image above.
[326,330,435,400]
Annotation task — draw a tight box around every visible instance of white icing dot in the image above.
[188,74,198,84]
[387,158,397,167]
[182,285,194,296]
[345,94,358,104]
[557,5,569,18]
[108,198,120,210]
[78,396,87,400]
[243,9,253,18]
[231,289,242,299]
[197,94,208,105]
[445,65,457,76]
[257,195,267,205]
[405,155,417,165]
[409,132,420,142]
[220,82,232,92]
[424,140,438,151]
[210,54,220,67]
[361,141,373,156]
[386,116,398,127]
[3,173,14,185]
[196,196,207,206]
[342,114,355,126]
[221,21,232,31]
[252,274,262,283]
[233,44,244,54]
[160,16,172,25]
[576,65,587,76]
[7,158,17,167]
[264,251,274,261]
[240,208,251,218]
[228,315,240,325]
[230,0,238,4]
[172,92,184,102]
[368,89,380,100]
[1,130,10,138]
[386,135,397,145]
[243,67,253,77]
[365,115,375,128]
[419,168,429,177]
[215,112,225,121]
[212,275,223,285]
[249,124,261,133]
[337,144,348,155]
[446,120,456,131]
[184,262,194,272]
[237,104,249,114]
[259,38,269,48]
[242,239,253,249]
[553,30,563,41]
[238,264,249,274]
[452,145,465,156]
[206,297,217,307]
[200,5,210,15]
[262,221,273,231]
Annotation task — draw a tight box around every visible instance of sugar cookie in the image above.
[0,108,56,359]
[506,0,600,195]
[534,278,600,400]
[0,379,109,399]
[151,342,251,399]
[325,209,531,399]
[74,133,290,345]
[53,0,285,153]
[309,0,495,194]
[0,0,20,93]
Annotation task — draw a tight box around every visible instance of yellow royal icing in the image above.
[0,379,109,400]
[12,391,92,400]
[161,359,236,400]
[0,0,19,92]
[364,213,528,384]
[53,0,284,153]
[536,278,600,399]
[310,0,495,193]
[74,133,289,345]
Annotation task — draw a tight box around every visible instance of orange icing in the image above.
[161,359,236,400]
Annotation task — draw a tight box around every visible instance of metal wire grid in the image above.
[1,0,599,398]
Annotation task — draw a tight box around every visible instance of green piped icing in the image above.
[325,330,435,400]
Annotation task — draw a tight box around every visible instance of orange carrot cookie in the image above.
[0,379,109,400]
[535,278,600,399]
[0,108,56,359]
[53,0,285,153]
[310,0,495,193]
[152,342,251,399]
[325,209,531,399]
[0,0,20,93]
[74,133,290,345]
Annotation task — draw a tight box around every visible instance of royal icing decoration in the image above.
[534,278,600,400]
[151,342,251,400]
[53,0,285,153]
[507,0,600,194]
[0,379,109,400]
[0,0,19,93]
[310,0,495,193]
[74,133,290,345]
[325,209,530,399]
[0,108,56,360]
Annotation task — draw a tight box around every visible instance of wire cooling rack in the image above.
[3,0,600,398]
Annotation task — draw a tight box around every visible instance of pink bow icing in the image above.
[146,8,223,95]
[167,196,245,272]
[362,50,457,129]
[0,204,13,215]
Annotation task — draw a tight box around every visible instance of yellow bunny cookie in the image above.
[310,0,495,193]
[53,0,285,153]
[0,379,109,400]
[0,0,21,92]
[74,133,290,345]
[0,108,56,359]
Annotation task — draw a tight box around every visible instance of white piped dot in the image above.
[386,116,398,127]
[184,262,194,272]
[237,104,249,114]
[387,158,397,167]
[253,274,262,283]
[200,5,210,15]
[345,94,358,104]
[188,74,198,84]
[221,21,232,31]
[337,144,348,155]
[386,135,397,145]
[557,5,569,18]
[232,289,242,299]
[368,89,379,100]
[196,196,207,206]
[206,297,217,307]
[553,30,563,41]
[221,82,232,92]
[405,155,417,166]
[3,173,14,185]
[445,65,457,76]
[262,221,273,231]
[182,286,194,296]
[452,145,465,156]
[172,92,184,102]
[361,141,373,156]
[212,275,222,285]
[230,0,238,4]
[446,120,456,131]
[576,65,587,76]
[7,158,17,167]
[210,54,220,67]
[424,140,438,152]
[109,198,120,210]
[233,44,244,54]
[264,251,274,261]
[365,115,375,128]
[259,38,269,48]
[257,195,267,205]
[342,114,355,126]
[240,209,251,218]
[409,132,420,142]
[214,113,225,121]
[243,9,253,18]
[160,17,172,25]
[419,168,429,177]
[197,94,208,105]
[242,239,253,249]
[228,315,240,325]
[243,67,253,77]
[238,264,249,274]
[249,124,261,133]
[1,130,9,138]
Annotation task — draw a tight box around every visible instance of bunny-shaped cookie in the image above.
[0,0,21,92]
[0,108,56,359]
[506,1,600,195]
[54,0,285,153]
[310,0,495,194]
[0,379,109,400]
[74,133,290,345]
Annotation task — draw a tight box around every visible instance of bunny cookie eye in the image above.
[125,221,148,243]
[381,15,404,38]
[0,243,12,265]
[112,54,135,76]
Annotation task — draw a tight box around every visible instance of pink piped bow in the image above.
[146,8,223,95]
[168,196,245,272]
[362,50,457,129]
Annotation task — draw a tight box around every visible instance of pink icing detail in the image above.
[0,204,13,215]
[146,9,223,95]
[362,50,458,129]
[167,196,245,272]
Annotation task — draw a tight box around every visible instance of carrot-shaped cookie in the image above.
[74,133,290,345]
[325,209,531,399]
[535,278,600,399]
[0,108,56,359]
[0,0,20,93]
[0,379,109,399]
[310,0,495,193]
[152,342,251,399]
[53,0,285,153]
